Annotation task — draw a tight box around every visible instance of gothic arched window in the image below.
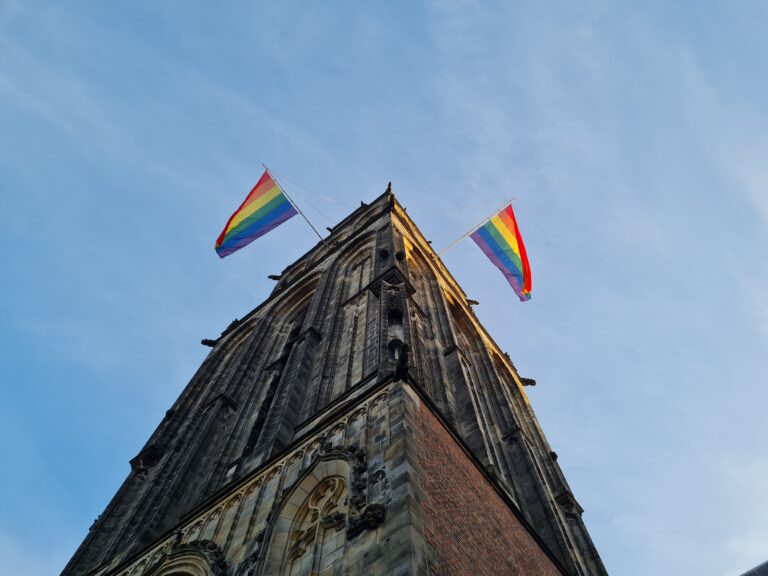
[263,459,352,576]
[143,540,226,576]
[282,476,348,576]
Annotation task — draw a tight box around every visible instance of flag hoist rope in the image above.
[262,165,513,251]
[270,175,334,222]
[437,197,515,257]
[265,166,357,209]
[262,163,324,241]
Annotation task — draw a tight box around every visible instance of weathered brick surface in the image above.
[412,396,562,576]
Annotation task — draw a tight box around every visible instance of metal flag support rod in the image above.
[262,163,324,241]
[437,197,515,257]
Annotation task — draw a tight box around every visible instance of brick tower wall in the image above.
[408,387,563,576]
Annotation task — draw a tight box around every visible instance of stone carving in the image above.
[184,520,203,543]
[347,503,386,538]
[180,540,228,575]
[320,511,347,530]
[556,489,584,518]
[321,438,378,545]
[349,478,368,511]
[130,445,163,473]
[234,549,260,576]
[302,442,386,540]
[224,493,242,510]
[244,479,261,498]
[369,392,388,409]
[369,469,389,504]
[143,539,228,576]
[282,477,348,572]
[134,559,149,575]
[265,466,282,481]
[370,469,386,483]
[147,549,165,570]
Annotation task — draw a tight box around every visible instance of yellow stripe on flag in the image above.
[228,185,282,232]
[489,215,520,254]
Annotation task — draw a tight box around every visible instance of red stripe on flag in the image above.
[215,170,275,248]
[504,205,532,293]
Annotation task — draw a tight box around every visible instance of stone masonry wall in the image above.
[88,382,420,576]
[86,388,396,576]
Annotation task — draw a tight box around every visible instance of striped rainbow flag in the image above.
[470,204,532,301]
[215,171,297,258]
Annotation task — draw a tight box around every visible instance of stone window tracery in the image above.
[282,476,348,576]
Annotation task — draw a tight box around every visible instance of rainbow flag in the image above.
[470,204,532,301]
[215,171,297,258]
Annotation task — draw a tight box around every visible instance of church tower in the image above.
[62,189,608,576]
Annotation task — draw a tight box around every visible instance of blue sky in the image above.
[2,2,767,574]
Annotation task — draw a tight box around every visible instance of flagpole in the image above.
[262,163,324,241]
[437,197,515,257]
